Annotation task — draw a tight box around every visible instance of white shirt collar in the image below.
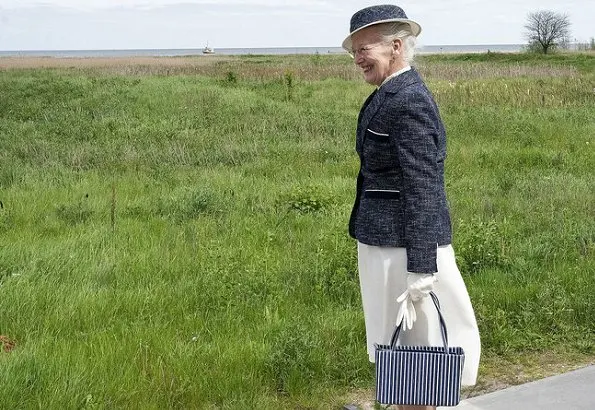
[379,65,411,88]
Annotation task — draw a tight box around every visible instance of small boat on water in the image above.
[202,43,215,54]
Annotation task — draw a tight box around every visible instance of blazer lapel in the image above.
[356,88,383,153]
[356,69,421,153]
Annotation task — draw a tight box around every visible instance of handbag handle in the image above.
[389,292,449,350]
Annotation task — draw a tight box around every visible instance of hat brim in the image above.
[342,18,422,52]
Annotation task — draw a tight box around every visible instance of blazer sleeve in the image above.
[391,88,442,273]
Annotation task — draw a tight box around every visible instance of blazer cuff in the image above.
[406,246,438,274]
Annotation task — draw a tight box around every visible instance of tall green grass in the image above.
[0,52,594,408]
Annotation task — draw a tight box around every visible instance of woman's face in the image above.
[350,26,403,86]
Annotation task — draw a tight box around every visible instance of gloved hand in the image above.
[396,273,437,330]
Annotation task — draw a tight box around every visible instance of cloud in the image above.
[0,0,334,11]
[1,0,592,50]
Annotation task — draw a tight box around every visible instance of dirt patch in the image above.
[0,335,16,352]
[0,55,231,70]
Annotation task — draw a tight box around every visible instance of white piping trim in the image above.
[366,129,389,137]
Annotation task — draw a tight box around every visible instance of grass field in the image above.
[0,51,594,409]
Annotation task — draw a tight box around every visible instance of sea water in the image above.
[0,44,526,58]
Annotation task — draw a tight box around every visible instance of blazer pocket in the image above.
[364,189,400,199]
[366,128,390,142]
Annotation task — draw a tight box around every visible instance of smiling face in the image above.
[350,25,406,86]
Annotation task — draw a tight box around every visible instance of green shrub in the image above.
[277,186,332,214]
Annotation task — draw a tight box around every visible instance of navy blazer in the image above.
[348,68,452,273]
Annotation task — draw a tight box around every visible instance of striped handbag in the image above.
[374,292,465,407]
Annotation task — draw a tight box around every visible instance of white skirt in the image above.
[357,242,481,386]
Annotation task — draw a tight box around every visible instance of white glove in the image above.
[396,291,416,330]
[396,273,437,330]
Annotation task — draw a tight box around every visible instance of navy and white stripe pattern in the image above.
[375,344,464,406]
[375,292,465,407]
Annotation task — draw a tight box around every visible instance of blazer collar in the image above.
[379,65,411,88]
[380,66,421,94]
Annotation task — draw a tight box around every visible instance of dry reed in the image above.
[0,54,580,82]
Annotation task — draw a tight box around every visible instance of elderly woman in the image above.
[343,5,481,410]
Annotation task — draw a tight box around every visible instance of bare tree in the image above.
[524,10,571,54]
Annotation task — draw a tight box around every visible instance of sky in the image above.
[0,0,593,51]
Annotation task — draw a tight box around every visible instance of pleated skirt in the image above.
[357,242,481,386]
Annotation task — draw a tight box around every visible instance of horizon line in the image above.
[0,43,530,53]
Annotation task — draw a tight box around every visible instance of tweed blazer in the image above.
[348,68,452,273]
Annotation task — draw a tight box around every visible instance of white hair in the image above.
[376,22,417,64]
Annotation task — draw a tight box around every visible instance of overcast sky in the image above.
[0,0,593,51]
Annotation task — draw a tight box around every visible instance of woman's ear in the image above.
[392,38,402,54]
